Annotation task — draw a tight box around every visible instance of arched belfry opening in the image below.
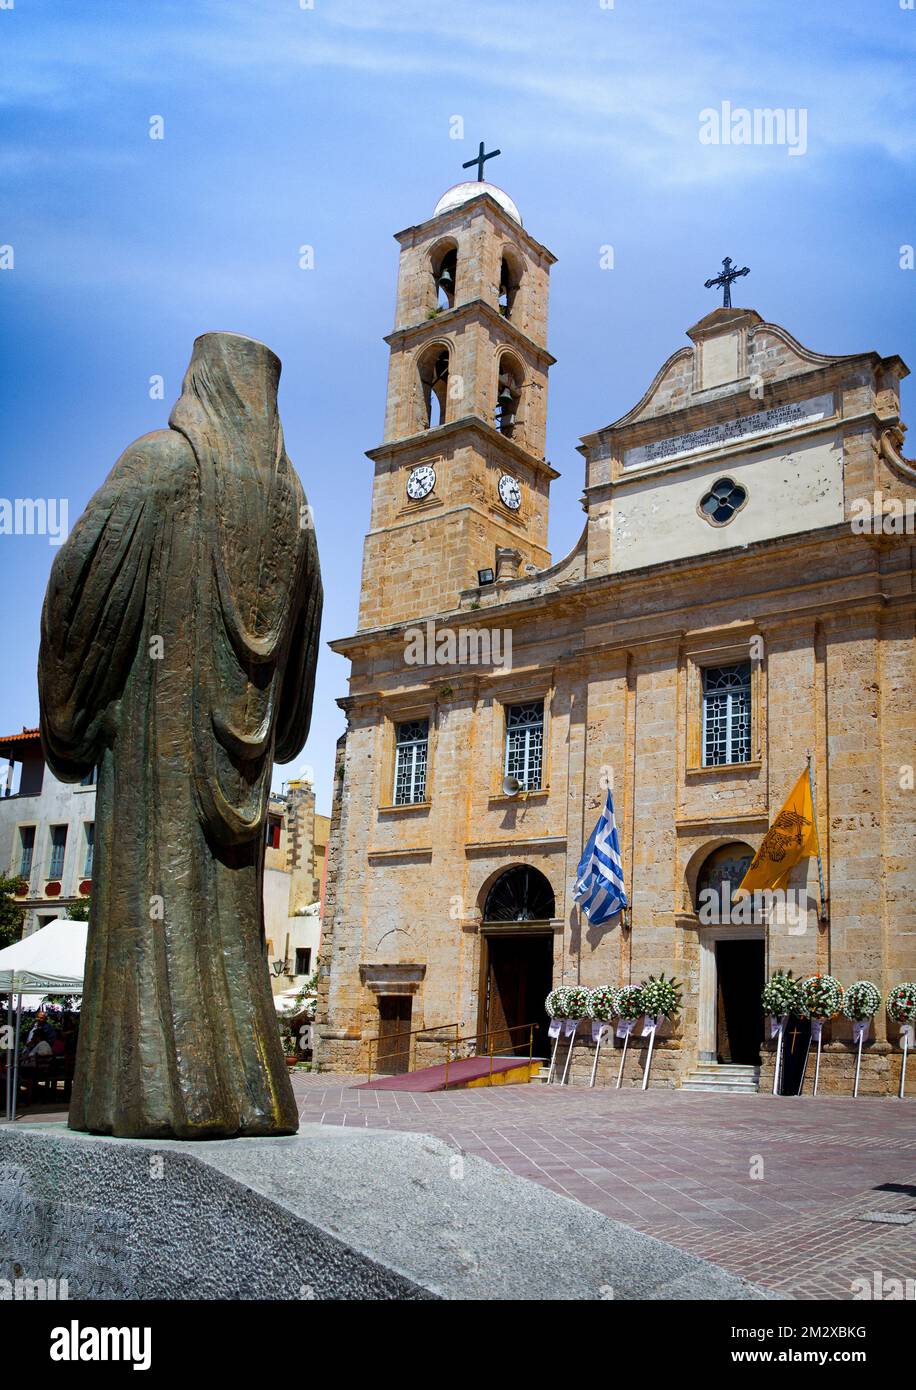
[495,352,524,441]
[431,241,458,311]
[417,343,450,430]
[498,249,522,321]
[479,865,555,1061]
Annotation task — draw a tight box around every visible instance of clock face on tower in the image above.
[498,473,521,510]
[406,463,436,500]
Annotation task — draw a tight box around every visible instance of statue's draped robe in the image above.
[39,334,321,1138]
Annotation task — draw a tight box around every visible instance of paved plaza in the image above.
[23,1076,915,1300]
[290,1074,916,1301]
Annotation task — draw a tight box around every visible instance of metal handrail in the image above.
[366,1020,461,1084]
[443,1021,536,1091]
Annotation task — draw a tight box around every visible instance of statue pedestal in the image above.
[0,1123,775,1300]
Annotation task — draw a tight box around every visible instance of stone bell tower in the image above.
[357,174,558,631]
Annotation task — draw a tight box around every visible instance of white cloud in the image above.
[3,0,915,190]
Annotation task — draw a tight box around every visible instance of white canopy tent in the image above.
[0,917,87,1122]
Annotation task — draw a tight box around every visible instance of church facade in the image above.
[316,179,916,1093]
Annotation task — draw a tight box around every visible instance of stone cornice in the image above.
[675,811,769,832]
[366,846,433,862]
[366,415,560,482]
[464,835,567,855]
[328,524,915,663]
[384,298,556,368]
[583,407,902,500]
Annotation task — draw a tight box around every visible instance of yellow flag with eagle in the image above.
[736,767,819,896]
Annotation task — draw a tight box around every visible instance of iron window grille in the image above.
[702,664,752,766]
[393,719,429,805]
[505,700,544,790]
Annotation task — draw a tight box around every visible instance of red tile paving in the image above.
[291,1073,916,1300]
[23,1074,915,1299]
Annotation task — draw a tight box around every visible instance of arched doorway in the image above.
[479,866,555,1060]
[695,842,764,1066]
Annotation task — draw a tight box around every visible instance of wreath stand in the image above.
[798,1021,824,1096]
[616,1026,632,1089]
[900,1026,911,1100]
[560,1021,578,1086]
[589,1022,610,1089]
[546,1021,561,1085]
[641,1017,658,1091]
[772,1017,786,1096]
[852,1020,869,1099]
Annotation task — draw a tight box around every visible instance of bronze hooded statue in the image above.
[38,332,322,1139]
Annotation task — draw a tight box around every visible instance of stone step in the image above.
[680,1081,761,1094]
[690,1068,759,1076]
[680,1061,761,1094]
[691,1063,760,1074]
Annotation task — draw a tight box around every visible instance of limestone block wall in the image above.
[324,285,914,1092]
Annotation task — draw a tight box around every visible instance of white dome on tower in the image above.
[433,181,522,226]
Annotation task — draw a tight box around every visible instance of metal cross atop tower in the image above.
[704,256,750,308]
[462,141,501,182]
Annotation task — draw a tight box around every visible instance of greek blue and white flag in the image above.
[574,787,628,926]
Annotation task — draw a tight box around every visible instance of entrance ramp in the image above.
[360,1055,543,1093]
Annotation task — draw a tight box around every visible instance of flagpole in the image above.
[807,752,827,924]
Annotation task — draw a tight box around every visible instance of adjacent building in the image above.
[1,730,329,997]
[0,727,95,934]
[317,178,916,1093]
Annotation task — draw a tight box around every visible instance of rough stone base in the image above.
[0,1122,777,1301]
[315,1031,362,1074]
[562,1035,682,1090]
[759,1039,903,1096]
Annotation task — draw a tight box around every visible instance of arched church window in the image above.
[432,246,457,310]
[483,865,555,922]
[695,841,755,923]
[417,344,450,430]
[495,354,523,440]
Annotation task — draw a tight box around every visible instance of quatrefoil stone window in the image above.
[699,477,748,526]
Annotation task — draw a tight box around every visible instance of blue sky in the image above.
[2,0,914,815]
